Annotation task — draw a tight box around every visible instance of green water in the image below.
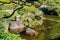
[20,15,60,40]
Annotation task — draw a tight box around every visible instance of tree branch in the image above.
[0,1,34,19]
[2,1,26,19]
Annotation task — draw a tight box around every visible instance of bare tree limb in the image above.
[2,6,23,18]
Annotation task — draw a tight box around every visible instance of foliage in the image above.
[17,6,43,28]
[0,32,25,40]
[2,4,15,10]
[0,0,10,2]
[38,0,47,4]
[47,6,60,14]
[0,19,25,40]
[0,21,5,32]
[38,0,60,14]
[0,0,60,40]
[0,10,10,17]
[22,6,39,12]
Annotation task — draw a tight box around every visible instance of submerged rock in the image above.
[26,28,38,36]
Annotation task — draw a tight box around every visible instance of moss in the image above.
[22,6,39,12]
[0,0,10,2]
[0,10,10,17]
[2,4,15,10]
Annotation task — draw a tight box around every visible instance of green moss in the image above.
[2,4,15,10]
[22,6,39,13]
[0,10,10,17]
[0,0,10,2]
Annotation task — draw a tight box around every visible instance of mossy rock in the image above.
[0,0,10,2]
[0,10,10,18]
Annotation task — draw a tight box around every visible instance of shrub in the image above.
[17,6,43,28]
[0,32,25,40]
[0,21,5,32]
[0,19,25,40]
[21,6,39,13]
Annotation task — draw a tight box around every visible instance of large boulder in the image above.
[8,16,25,34]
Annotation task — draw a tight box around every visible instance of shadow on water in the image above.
[51,37,60,40]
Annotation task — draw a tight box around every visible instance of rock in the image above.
[26,28,38,36]
[8,16,25,34]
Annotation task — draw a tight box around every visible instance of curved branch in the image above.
[0,3,4,6]
[0,1,34,19]
[2,2,26,19]
[2,6,23,18]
